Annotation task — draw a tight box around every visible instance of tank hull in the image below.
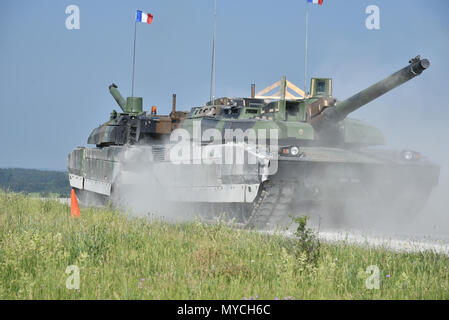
[67,144,439,229]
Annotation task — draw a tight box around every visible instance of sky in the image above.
[0,0,448,170]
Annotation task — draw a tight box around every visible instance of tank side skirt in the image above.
[68,173,112,196]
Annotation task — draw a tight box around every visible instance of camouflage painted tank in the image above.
[68,56,439,228]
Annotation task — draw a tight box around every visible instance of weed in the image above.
[292,215,320,267]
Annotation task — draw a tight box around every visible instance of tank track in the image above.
[245,180,296,229]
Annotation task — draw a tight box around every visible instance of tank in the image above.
[67,56,439,229]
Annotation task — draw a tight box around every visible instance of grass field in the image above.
[0,190,448,299]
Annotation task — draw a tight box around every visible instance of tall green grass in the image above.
[0,191,448,299]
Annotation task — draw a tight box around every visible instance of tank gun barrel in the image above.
[333,56,430,121]
[109,83,126,112]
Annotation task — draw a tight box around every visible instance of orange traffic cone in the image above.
[70,189,80,218]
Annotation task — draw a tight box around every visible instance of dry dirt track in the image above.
[316,230,449,255]
[260,226,449,256]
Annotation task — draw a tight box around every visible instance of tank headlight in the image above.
[290,146,300,156]
[279,146,301,157]
[402,150,420,161]
[403,151,413,160]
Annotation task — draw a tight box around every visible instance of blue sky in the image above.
[0,0,448,170]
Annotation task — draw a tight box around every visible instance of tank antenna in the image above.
[304,1,309,97]
[209,0,217,105]
[131,19,137,98]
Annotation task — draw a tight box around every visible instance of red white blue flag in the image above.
[136,10,153,24]
[308,0,323,5]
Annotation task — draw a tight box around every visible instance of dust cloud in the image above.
[109,142,266,225]
[407,166,449,238]
[107,114,448,241]
[304,163,448,240]
[108,141,448,242]
[109,144,199,223]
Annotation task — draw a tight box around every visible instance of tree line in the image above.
[0,168,70,197]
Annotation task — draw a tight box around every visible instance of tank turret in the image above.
[87,83,188,147]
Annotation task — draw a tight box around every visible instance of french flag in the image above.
[308,0,323,5]
[136,10,153,24]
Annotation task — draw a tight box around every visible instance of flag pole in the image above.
[131,19,137,97]
[210,0,216,104]
[304,1,309,97]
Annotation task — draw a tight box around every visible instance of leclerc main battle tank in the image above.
[68,56,439,229]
